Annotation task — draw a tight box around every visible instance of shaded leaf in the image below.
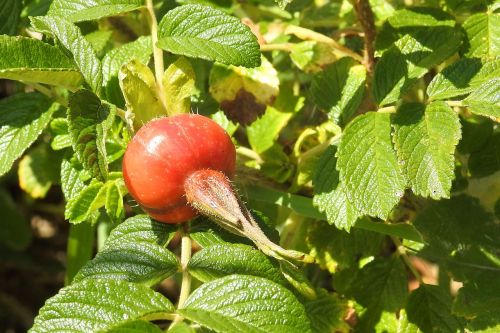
[0,189,31,251]
[0,0,22,35]
[163,57,196,115]
[468,132,500,177]
[311,57,366,125]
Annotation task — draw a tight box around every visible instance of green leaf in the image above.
[85,30,113,59]
[388,7,455,27]
[393,102,461,199]
[163,57,196,115]
[178,275,312,333]
[65,222,95,284]
[406,284,461,333]
[157,4,261,67]
[313,145,361,231]
[462,12,500,59]
[0,35,83,89]
[105,215,177,247]
[189,217,249,248]
[457,115,493,154]
[311,57,366,125]
[68,89,116,181]
[464,78,500,119]
[108,320,163,333]
[60,153,88,202]
[188,243,285,285]
[427,58,500,101]
[337,112,405,219]
[397,310,422,333]
[352,256,409,312]
[0,189,31,251]
[105,180,125,223]
[119,59,166,129]
[30,279,174,333]
[247,107,292,154]
[306,220,384,272]
[304,290,348,333]
[289,41,336,73]
[469,132,500,177]
[413,195,496,251]
[47,0,144,22]
[65,181,106,223]
[30,16,103,93]
[73,240,179,286]
[0,0,21,35]
[373,27,462,106]
[209,56,279,125]
[102,36,152,106]
[18,144,61,198]
[0,93,55,176]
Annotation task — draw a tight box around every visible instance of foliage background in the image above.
[0,0,499,332]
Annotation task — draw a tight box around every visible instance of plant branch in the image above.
[145,0,167,109]
[177,228,192,309]
[352,0,376,72]
[285,25,364,63]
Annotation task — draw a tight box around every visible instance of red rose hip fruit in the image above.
[122,114,236,223]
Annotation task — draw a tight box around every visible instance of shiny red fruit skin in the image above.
[122,114,236,223]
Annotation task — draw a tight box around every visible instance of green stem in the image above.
[29,83,68,107]
[178,230,192,308]
[260,43,294,52]
[392,236,423,283]
[145,0,167,110]
[236,146,264,164]
[285,25,364,63]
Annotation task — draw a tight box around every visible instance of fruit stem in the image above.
[177,226,192,308]
[184,169,315,264]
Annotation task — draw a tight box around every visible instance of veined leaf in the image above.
[188,243,285,285]
[337,112,405,219]
[102,36,152,106]
[247,107,292,154]
[313,145,361,231]
[393,102,461,199]
[85,30,113,59]
[158,4,261,68]
[73,241,179,286]
[68,90,115,181]
[105,180,125,223]
[464,78,500,120]
[178,275,312,333]
[0,93,55,176]
[105,215,177,248]
[30,16,103,93]
[47,0,144,22]
[311,57,366,125]
[108,321,163,333]
[427,58,500,101]
[163,57,196,115]
[60,153,89,202]
[65,181,106,223]
[462,12,500,59]
[406,284,461,333]
[0,0,21,35]
[29,279,174,333]
[0,35,83,88]
[373,27,462,106]
[119,59,166,129]
[352,256,409,312]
